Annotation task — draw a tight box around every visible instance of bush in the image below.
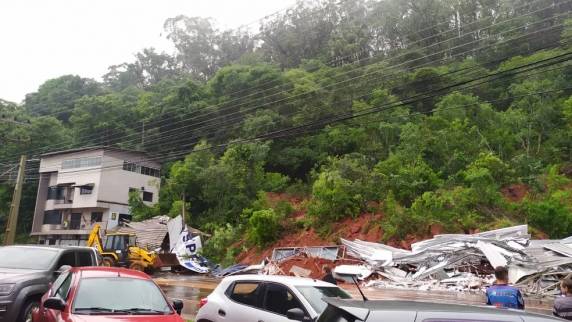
[523,191,572,238]
[264,172,290,192]
[247,209,282,247]
[381,192,419,241]
[409,186,496,233]
[201,224,241,267]
[375,154,442,205]
[275,200,295,217]
[285,180,311,196]
[308,171,363,221]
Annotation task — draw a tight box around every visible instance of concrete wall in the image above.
[98,150,160,206]
[31,173,51,233]
[39,149,104,173]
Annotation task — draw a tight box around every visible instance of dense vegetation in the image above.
[1,0,572,263]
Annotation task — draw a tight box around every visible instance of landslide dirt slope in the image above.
[236,193,384,264]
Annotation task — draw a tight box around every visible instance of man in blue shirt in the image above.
[486,266,525,310]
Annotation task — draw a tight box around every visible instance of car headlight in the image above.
[0,284,15,296]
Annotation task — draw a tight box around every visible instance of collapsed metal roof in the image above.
[340,225,572,296]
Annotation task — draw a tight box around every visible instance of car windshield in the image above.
[296,286,352,314]
[73,277,172,314]
[0,247,59,270]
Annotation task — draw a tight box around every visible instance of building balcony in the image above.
[40,222,104,234]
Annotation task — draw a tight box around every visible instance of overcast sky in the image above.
[0,0,296,103]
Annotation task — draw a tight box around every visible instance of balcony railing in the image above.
[54,199,73,204]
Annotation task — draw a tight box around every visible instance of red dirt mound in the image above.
[501,184,529,203]
[236,211,384,265]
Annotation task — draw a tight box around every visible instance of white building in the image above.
[30,147,161,245]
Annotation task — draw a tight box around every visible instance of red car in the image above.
[32,266,184,322]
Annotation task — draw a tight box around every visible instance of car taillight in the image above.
[198,297,208,309]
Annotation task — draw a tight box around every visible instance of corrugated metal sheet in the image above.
[110,216,170,250]
[544,243,572,258]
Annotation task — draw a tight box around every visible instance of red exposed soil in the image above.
[276,256,362,279]
[235,195,384,265]
[501,184,529,202]
[236,227,331,264]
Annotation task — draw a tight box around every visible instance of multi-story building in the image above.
[30,147,161,245]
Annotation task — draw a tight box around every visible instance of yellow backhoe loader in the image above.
[87,224,158,272]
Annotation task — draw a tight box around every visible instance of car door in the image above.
[256,282,311,322]
[224,281,267,322]
[41,271,73,322]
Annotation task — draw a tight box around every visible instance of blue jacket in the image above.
[486,284,525,310]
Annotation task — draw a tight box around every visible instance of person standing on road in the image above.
[322,265,337,285]
[486,266,525,310]
[553,277,572,320]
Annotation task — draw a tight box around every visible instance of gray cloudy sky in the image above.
[0,0,296,103]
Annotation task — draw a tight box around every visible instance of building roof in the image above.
[110,216,171,250]
[40,146,149,158]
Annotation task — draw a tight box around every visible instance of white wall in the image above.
[98,150,160,206]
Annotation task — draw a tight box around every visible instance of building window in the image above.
[90,212,103,223]
[62,156,102,169]
[122,161,160,178]
[43,210,62,225]
[47,186,66,200]
[80,185,93,195]
[142,191,153,202]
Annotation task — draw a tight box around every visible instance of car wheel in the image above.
[19,300,39,322]
[129,262,145,272]
[102,257,115,267]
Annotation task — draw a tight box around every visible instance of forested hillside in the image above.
[1,0,572,262]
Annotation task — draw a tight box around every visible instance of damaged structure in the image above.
[339,225,572,296]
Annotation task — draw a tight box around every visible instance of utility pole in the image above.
[4,155,26,245]
[141,121,145,147]
[181,192,186,227]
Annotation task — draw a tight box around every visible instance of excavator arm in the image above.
[87,224,104,254]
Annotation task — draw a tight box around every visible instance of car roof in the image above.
[323,298,561,320]
[222,274,337,287]
[0,245,95,251]
[72,266,151,280]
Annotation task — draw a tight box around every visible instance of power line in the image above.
[9,6,567,163]
[26,0,566,142]
[21,24,567,174]
[90,17,572,153]
[14,51,571,182]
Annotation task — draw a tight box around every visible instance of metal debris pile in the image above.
[264,246,352,279]
[339,225,572,296]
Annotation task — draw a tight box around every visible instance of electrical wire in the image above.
[9,6,568,163]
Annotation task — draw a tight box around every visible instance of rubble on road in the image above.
[339,225,572,296]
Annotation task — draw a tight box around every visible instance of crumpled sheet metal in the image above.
[342,225,572,295]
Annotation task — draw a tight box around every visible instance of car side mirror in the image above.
[286,308,306,321]
[55,265,72,276]
[44,297,66,311]
[172,299,183,315]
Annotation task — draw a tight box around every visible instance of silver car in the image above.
[196,274,351,322]
[317,298,564,322]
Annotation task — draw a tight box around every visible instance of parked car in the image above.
[317,298,564,322]
[195,274,352,322]
[0,245,100,322]
[32,266,184,322]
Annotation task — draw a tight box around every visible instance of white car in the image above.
[196,274,352,322]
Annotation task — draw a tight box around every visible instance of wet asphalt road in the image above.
[154,274,555,321]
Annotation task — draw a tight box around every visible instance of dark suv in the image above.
[0,245,100,322]
[317,298,563,322]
